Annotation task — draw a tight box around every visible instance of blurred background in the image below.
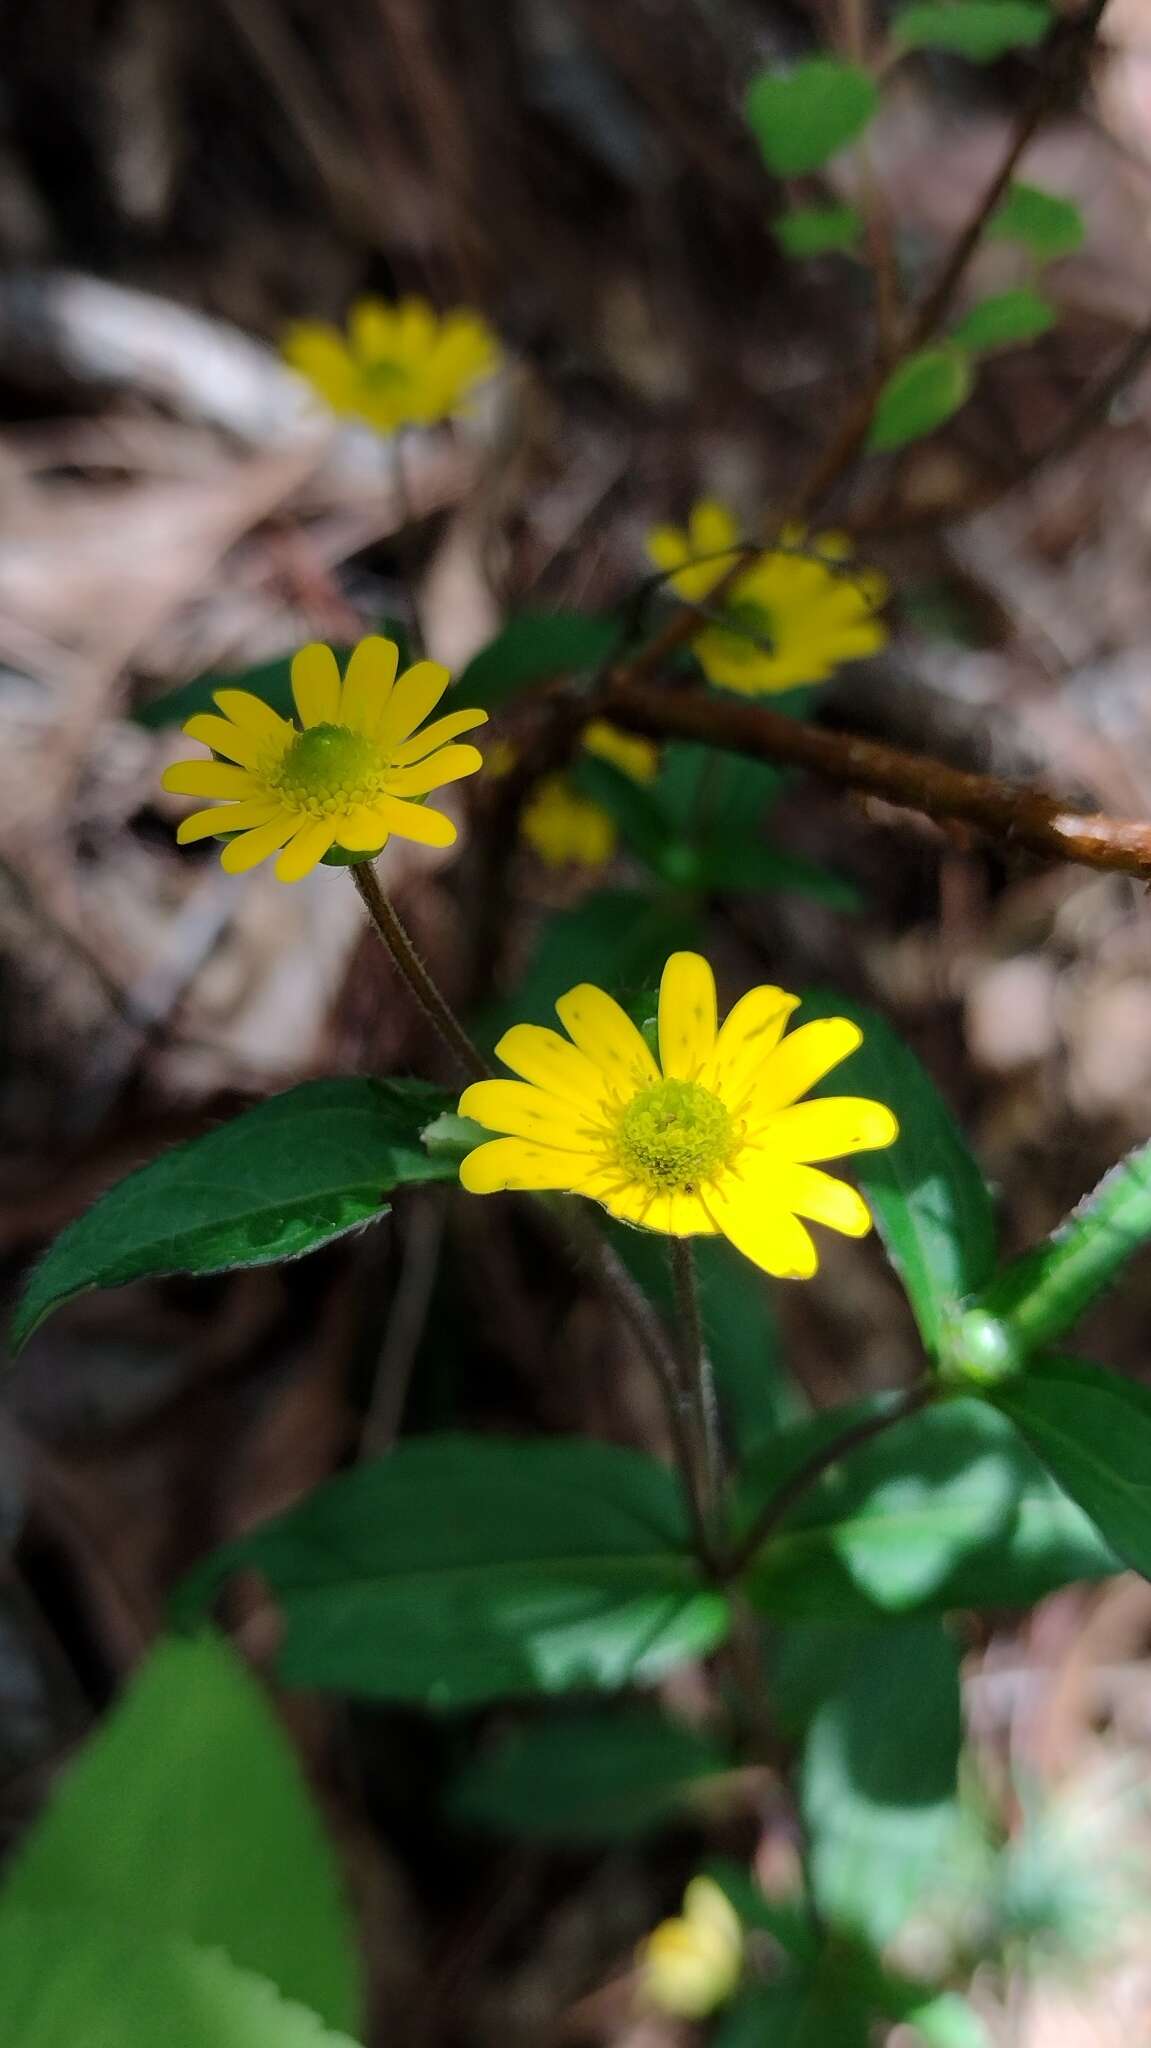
[2,1,1151,2040]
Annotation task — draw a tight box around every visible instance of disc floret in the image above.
[616,1078,736,1194]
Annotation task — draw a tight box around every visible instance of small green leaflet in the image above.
[457,612,622,713]
[995,1356,1151,1580]
[0,1633,359,2032]
[987,181,1085,260]
[977,1138,1151,1357]
[893,1,1052,62]
[12,1077,454,1348]
[745,59,879,177]
[952,287,1057,354]
[0,1913,361,2048]
[451,1704,729,1841]
[175,1436,730,1706]
[867,346,974,452]
[775,204,864,258]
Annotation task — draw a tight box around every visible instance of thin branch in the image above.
[604,677,1151,881]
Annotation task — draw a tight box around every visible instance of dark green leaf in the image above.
[735,1395,1120,1619]
[995,1356,1151,1578]
[176,1436,730,1706]
[569,756,673,870]
[775,204,864,257]
[457,612,622,713]
[951,287,1057,354]
[1,1635,358,2032]
[802,1619,961,1941]
[704,1860,818,1958]
[978,1140,1151,1357]
[893,1,1052,60]
[451,1704,729,1840]
[799,993,997,1355]
[655,743,785,838]
[486,888,702,1038]
[987,181,1085,260]
[716,1977,872,2048]
[0,1913,359,2048]
[867,345,974,452]
[13,1078,453,1348]
[745,59,879,176]
[695,835,862,909]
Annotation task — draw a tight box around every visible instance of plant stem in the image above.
[351,859,490,1083]
[389,427,427,657]
[722,1380,934,1582]
[670,1238,722,1526]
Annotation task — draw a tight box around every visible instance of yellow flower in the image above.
[582,720,659,785]
[161,637,486,883]
[458,951,897,1278]
[518,722,659,870]
[637,1877,744,2018]
[646,498,889,696]
[283,295,500,433]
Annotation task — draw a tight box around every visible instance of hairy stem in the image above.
[351,859,490,1082]
[670,1238,723,1527]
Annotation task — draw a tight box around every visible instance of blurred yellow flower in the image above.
[582,720,659,786]
[646,498,888,696]
[162,636,486,883]
[458,950,897,1277]
[283,296,500,433]
[637,1877,744,2018]
[517,721,659,870]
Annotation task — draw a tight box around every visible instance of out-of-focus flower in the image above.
[646,497,888,695]
[162,637,486,883]
[458,950,897,1277]
[283,296,500,433]
[505,720,660,870]
[636,1877,744,2018]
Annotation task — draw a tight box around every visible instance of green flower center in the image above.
[268,724,389,818]
[363,357,411,392]
[710,599,775,667]
[615,1078,734,1194]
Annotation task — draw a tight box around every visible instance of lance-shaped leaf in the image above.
[867,346,974,452]
[176,1436,730,1706]
[952,287,1057,355]
[988,181,1085,261]
[13,1078,454,1347]
[893,1,1052,61]
[977,1139,1151,1357]
[995,1356,1151,1579]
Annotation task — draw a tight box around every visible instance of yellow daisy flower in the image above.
[458,951,897,1278]
[636,1877,744,2018]
[282,295,500,434]
[161,636,486,883]
[582,720,659,786]
[646,498,889,696]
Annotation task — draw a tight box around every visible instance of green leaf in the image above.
[977,1140,1151,1357]
[775,204,865,257]
[896,1990,994,2047]
[798,993,997,1355]
[655,743,785,838]
[486,887,702,1038]
[176,1436,730,1706]
[606,1222,802,1457]
[951,287,1057,354]
[995,1356,1151,1579]
[457,612,622,713]
[569,756,674,871]
[716,1977,872,2048]
[988,181,1085,260]
[735,1395,1120,1620]
[451,1704,729,1841]
[802,1619,962,1942]
[13,1078,453,1348]
[135,646,366,731]
[695,835,862,909]
[0,1913,359,2048]
[2,1634,358,2031]
[745,59,879,176]
[866,345,974,452]
[893,1,1052,61]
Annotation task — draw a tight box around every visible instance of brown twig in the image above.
[603,676,1151,880]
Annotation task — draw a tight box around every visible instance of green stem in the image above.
[351,859,489,1083]
[670,1237,722,1526]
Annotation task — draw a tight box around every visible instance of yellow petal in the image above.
[689,498,740,557]
[774,1163,872,1237]
[391,705,488,766]
[702,1176,818,1279]
[385,743,483,798]
[181,714,263,769]
[584,1175,717,1236]
[219,817,296,874]
[766,1097,899,1163]
[161,760,259,799]
[275,818,337,882]
[376,796,456,847]
[176,800,281,844]
[376,660,452,751]
[554,984,659,1096]
[646,524,689,574]
[349,296,398,363]
[458,1079,607,1149]
[703,985,801,1109]
[394,296,438,361]
[459,1137,591,1195]
[282,325,358,410]
[583,721,659,785]
[658,951,717,1081]
[334,806,389,852]
[683,1878,743,1945]
[212,689,292,743]
[748,1018,863,1117]
[494,1023,615,1112]
[291,643,342,728]
[339,636,398,734]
